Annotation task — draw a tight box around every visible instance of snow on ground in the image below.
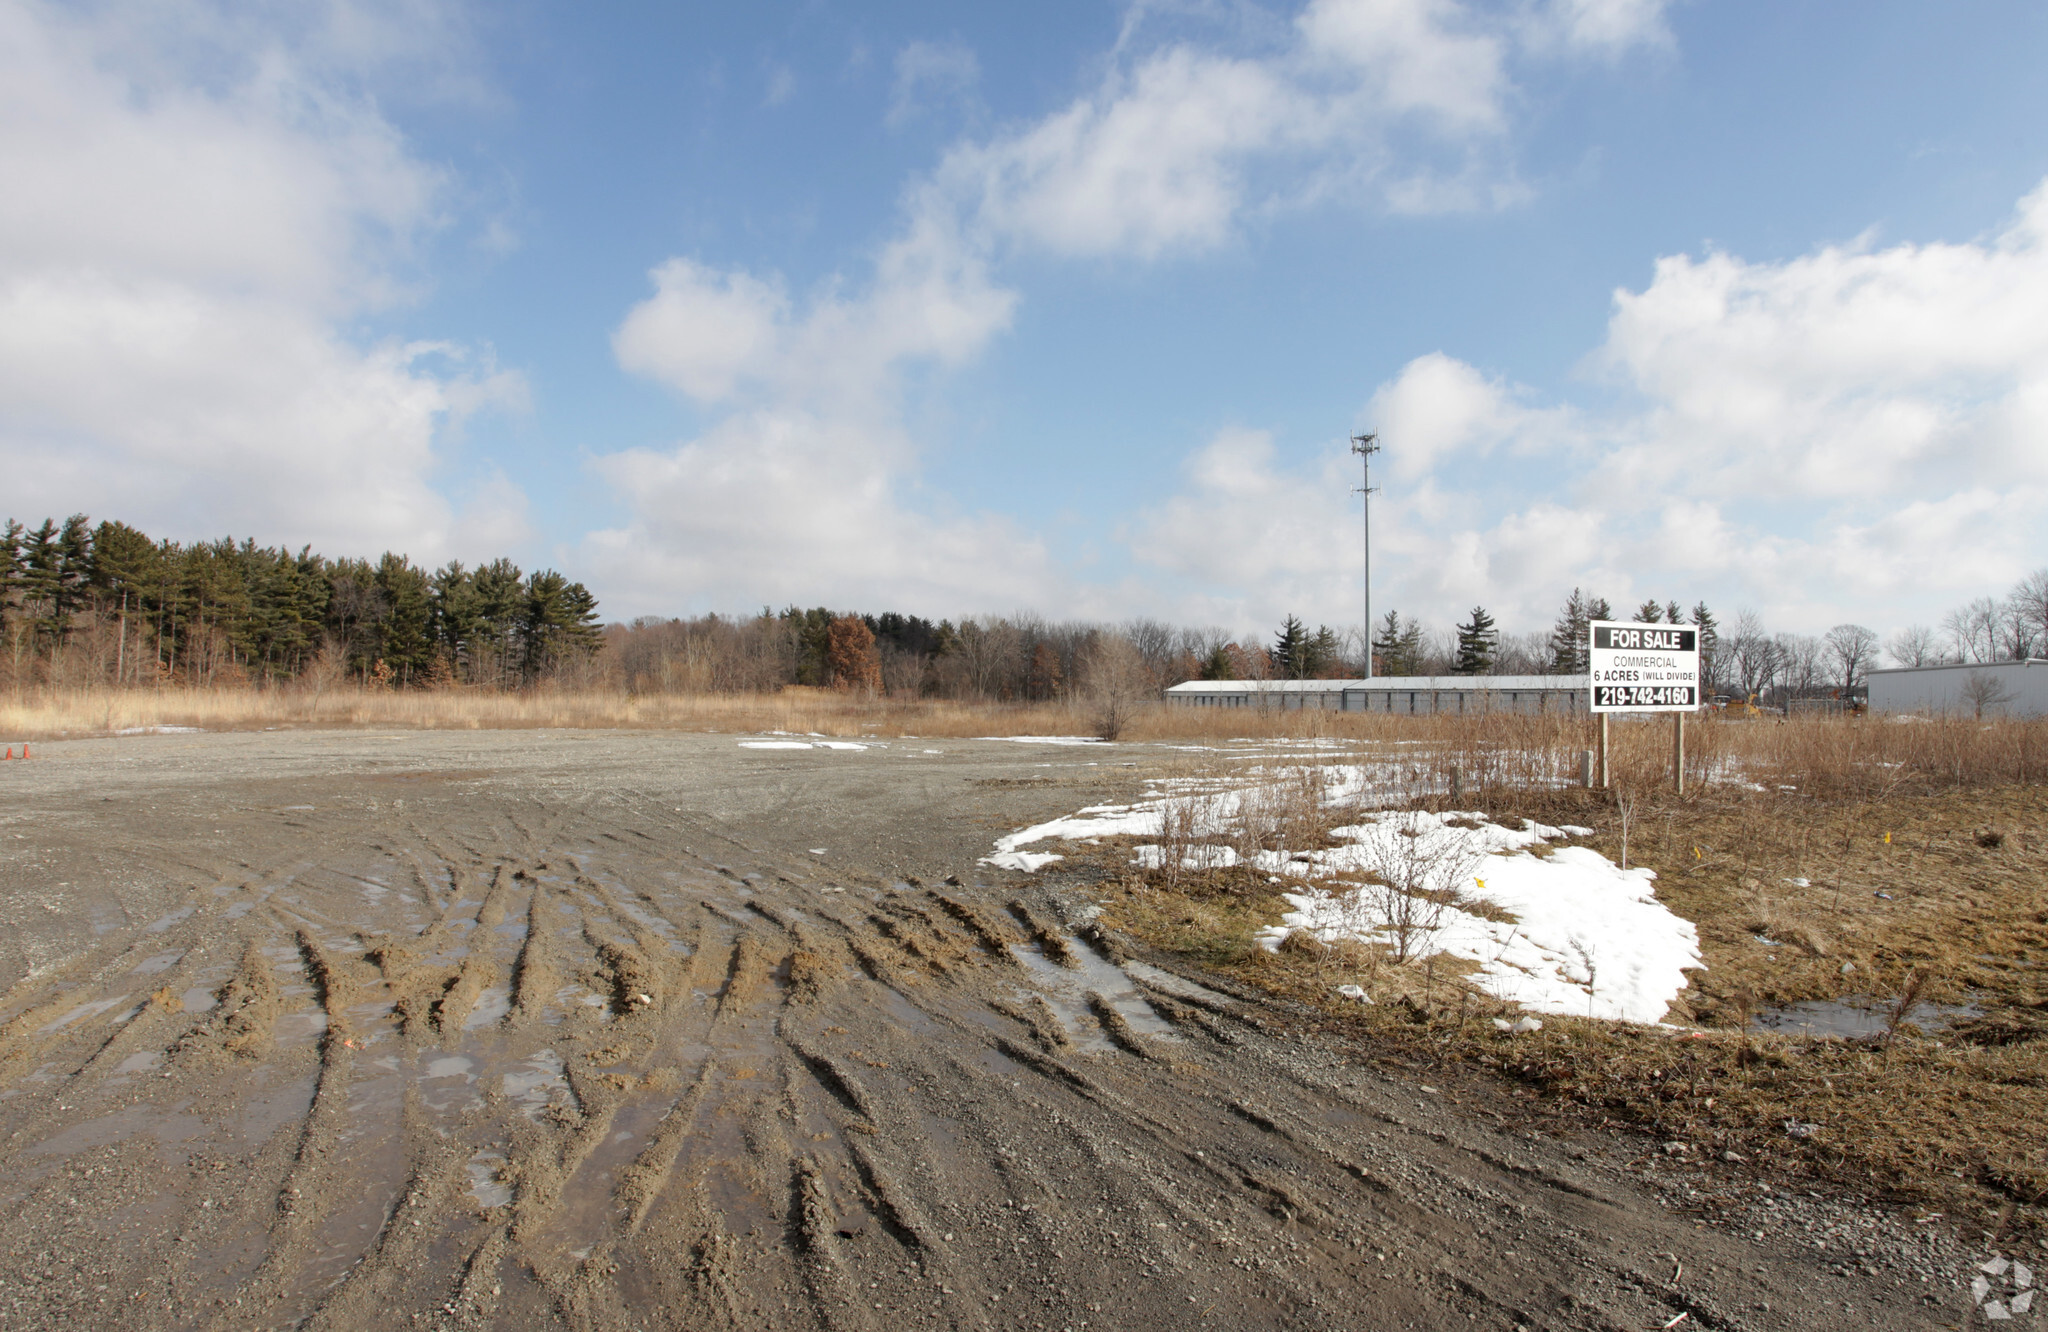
[982,736,1105,745]
[982,803,1161,870]
[1251,811,1699,1025]
[982,762,1700,1025]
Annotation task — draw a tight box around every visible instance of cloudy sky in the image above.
[6,0,2048,641]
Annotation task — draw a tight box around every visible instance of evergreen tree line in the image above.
[0,515,603,689]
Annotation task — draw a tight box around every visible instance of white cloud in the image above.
[595,210,1028,616]
[593,0,1670,619]
[1128,179,2048,640]
[612,261,790,404]
[889,39,980,128]
[1295,0,1508,130]
[932,0,1670,262]
[0,0,522,562]
[1601,185,2048,499]
[0,273,526,557]
[1367,351,1577,479]
[583,408,1058,616]
[1520,0,1673,58]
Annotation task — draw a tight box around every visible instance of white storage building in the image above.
[1164,676,1589,715]
[1867,660,2048,719]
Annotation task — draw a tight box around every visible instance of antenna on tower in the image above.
[1351,432,1380,680]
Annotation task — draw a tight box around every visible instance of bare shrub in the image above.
[1153,794,1224,889]
[1277,765,1334,850]
[1883,968,1930,1067]
[1344,817,1485,963]
[1079,636,1152,741]
[1613,782,1642,870]
[1230,782,1286,862]
[1228,765,1334,863]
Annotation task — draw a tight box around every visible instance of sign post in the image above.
[1589,621,1700,793]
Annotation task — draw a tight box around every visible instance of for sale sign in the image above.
[1589,621,1699,712]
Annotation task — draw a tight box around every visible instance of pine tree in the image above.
[18,519,60,644]
[1306,625,1341,677]
[782,607,836,686]
[1371,609,1406,676]
[373,553,435,685]
[1691,601,1720,692]
[1633,598,1664,624]
[1588,596,1614,623]
[1272,615,1311,679]
[520,570,603,683]
[1398,619,1424,676]
[470,559,526,685]
[1665,600,1683,626]
[53,514,91,634]
[1199,643,1236,680]
[1453,606,1497,675]
[1547,588,1590,674]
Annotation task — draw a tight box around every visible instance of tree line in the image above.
[12,510,2040,704]
[1,515,604,689]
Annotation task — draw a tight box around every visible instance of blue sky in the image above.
[7,0,2048,646]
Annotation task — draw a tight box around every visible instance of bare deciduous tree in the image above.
[1823,623,1879,692]
[1728,609,1782,700]
[1942,596,2001,663]
[1959,670,2015,720]
[1775,632,1824,698]
[2007,567,2048,658]
[1885,624,1941,668]
[1079,634,1152,741]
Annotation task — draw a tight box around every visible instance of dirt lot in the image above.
[0,729,2011,1330]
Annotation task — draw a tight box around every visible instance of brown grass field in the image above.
[1065,724,2048,1249]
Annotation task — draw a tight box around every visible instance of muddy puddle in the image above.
[1753,996,1983,1039]
[1008,935,1180,1053]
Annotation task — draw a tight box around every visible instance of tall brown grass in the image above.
[0,684,1092,740]
[3,685,2041,797]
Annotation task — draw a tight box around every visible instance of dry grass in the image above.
[1083,763,2048,1244]
[0,685,1103,741]
[7,684,2045,802]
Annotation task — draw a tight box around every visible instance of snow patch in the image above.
[980,763,1701,1026]
[982,850,1067,872]
[1254,812,1699,1025]
[983,735,1105,745]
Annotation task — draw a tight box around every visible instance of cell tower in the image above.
[1350,432,1380,679]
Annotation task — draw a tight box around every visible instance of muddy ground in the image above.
[0,729,1999,1330]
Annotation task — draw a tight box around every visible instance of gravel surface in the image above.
[0,729,2010,1330]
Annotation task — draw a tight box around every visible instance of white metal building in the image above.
[1867,660,2048,719]
[1164,676,1589,715]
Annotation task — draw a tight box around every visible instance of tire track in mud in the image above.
[0,772,1915,1332]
